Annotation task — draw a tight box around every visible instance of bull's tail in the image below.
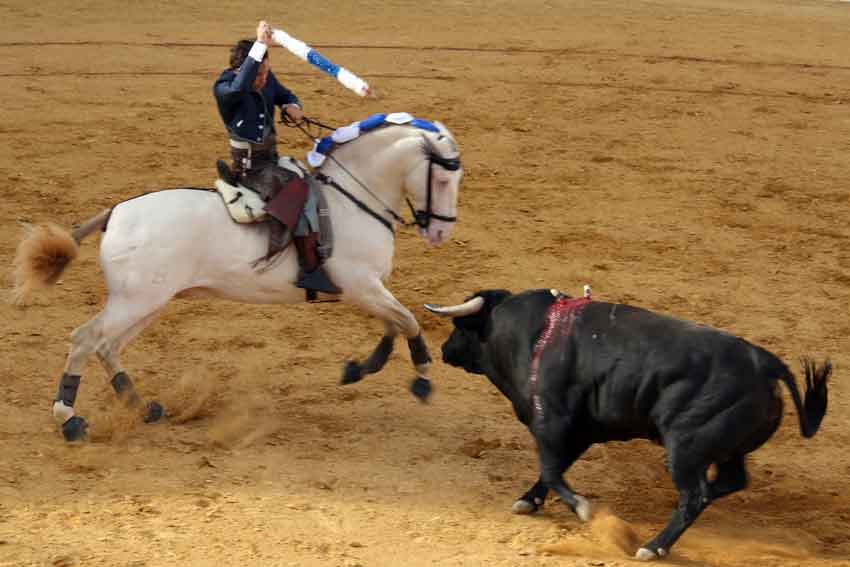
[779,357,831,438]
[10,209,110,305]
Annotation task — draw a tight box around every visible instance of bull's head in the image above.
[424,289,512,375]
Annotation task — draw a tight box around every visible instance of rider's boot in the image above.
[216,160,238,186]
[294,232,341,294]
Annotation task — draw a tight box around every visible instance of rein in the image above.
[313,172,394,233]
[283,115,460,233]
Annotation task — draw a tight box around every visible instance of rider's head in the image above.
[230,39,270,91]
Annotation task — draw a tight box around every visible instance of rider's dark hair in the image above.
[230,39,268,69]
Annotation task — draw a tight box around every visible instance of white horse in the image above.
[12,120,463,441]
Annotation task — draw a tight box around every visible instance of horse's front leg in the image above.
[406,331,433,400]
[342,321,397,384]
[344,281,433,401]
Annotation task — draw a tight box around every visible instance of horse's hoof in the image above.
[511,499,538,515]
[410,376,432,401]
[62,416,88,442]
[143,401,165,423]
[341,361,364,385]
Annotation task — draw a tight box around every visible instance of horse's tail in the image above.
[11,209,110,304]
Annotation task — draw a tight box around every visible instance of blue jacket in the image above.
[213,54,300,144]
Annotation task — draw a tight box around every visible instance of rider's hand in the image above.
[284,104,304,122]
[256,21,272,44]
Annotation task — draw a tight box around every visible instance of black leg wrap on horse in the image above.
[110,371,141,407]
[55,373,81,407]
[342,335,395,384]
[407,334,432,366]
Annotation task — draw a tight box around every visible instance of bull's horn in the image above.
[424,296,485,317]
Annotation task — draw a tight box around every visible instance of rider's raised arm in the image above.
[213,43,266,101]
[213,21,270,101]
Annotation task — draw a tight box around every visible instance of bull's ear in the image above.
[453,289,512,339]
[474,289,512,307]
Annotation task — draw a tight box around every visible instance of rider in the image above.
[213,20,339,295]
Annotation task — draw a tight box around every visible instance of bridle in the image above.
[409,140,462,230]
[286,115,461,234]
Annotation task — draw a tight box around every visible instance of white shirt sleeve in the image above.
[248,41,268,63]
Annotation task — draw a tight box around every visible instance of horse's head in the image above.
[404,124,463,246]
[313,116,463,245]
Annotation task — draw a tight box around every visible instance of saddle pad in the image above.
[214,179,268,224]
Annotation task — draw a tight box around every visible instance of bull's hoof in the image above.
[635,547,665,561]
[574,495,592,522]
[61,416,88,442]
[511,499,540,515]
[341,361,365,385]
[143,401,165,423]
[410,376,432,401]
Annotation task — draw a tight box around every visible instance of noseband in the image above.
[407,149,462,230]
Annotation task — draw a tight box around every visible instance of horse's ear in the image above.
[430,122,459,155]
[433,120,449,135]
[420,132,439,155]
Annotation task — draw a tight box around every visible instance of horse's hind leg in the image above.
[52,314,105,440]
[52,294,171,441]
[95,308,167,423]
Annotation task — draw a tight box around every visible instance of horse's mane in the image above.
[312,118,459,169]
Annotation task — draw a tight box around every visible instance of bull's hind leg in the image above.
[636,397,773,560]
[709,455,748,500]
[637,428,711,560]
[635,469,710,561]
[636,431,716,560]
[511,478,549,515]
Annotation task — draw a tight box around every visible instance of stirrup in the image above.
[296,267,341,295]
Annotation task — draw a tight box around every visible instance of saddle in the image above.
[214,156,309,224]
[214,157,339,298]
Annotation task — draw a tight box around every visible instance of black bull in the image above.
[426,289,830,560]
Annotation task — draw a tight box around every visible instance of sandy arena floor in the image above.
[1,1,849,566]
